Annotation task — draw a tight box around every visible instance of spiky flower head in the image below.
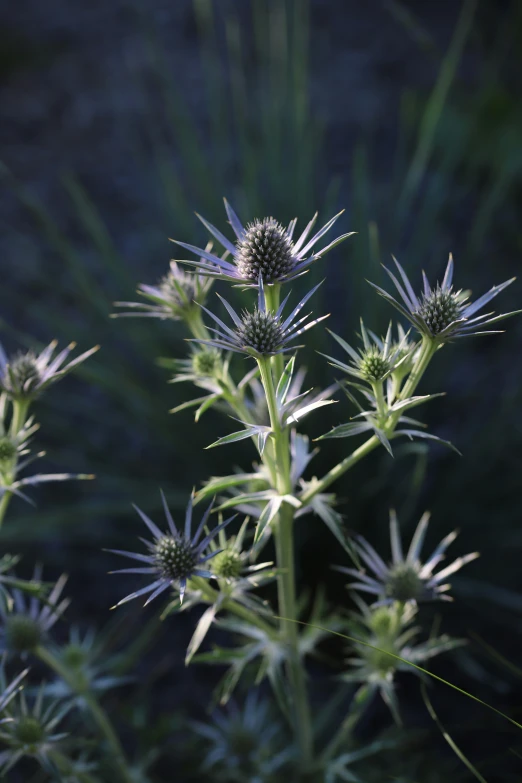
[171,198,353,286]
[369,254,520,343]
[0,340,99,402]
[0,437,17,464]
[192,348,220,377]
[108,492,234,606]
[235,218,295,283]
[336,510,479,605]
[0,683,71,776]
[0,570,69,656]
[342,595,462,721]
[322,321,413,386]
[211,549,244,580]
[192,691,287,782]
[114,260,213,321]
[196,276,327,358]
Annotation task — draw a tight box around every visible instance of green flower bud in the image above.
[15,716,45,746]
[211,549,243,579]
[5,614,42,653]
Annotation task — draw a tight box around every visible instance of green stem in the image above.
[257,355,313,765]
[0,399,32,528]
[36,646,134,783]
[301,337,438,504]
[321,684,372,762]
[10,398,30,436]
[184,308,210,342]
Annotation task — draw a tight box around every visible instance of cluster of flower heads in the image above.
[172,199,353,286]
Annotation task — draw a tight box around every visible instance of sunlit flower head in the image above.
[0,341,99,402]
[196,276,327,358]
[113,261,213,321]
[171,198,353,286]
[369,254,519,343]
[337,510,479,605]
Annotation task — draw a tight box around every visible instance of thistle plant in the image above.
[0,199,518,783]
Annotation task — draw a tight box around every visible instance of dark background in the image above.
[1,0,521,780]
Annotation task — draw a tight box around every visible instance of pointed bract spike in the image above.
[389,510,403,564]
[281,281,323,331]
[132,504,164,540]
[392,256,419,308]
[216,294,243,328]
[406,511,430,563]
[422,270,431,297]
[293,211,318,254]
[223,198,245,240]
[160,490,178,538]
[195,213,236,255]
[298,210,345,257]
[184,494,194,540]
[442,254,454,290]
[463,277,516,318]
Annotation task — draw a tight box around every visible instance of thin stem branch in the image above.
[36,646,134,783]
[191,576,278,638]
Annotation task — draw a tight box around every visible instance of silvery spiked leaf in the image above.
[194,275,328,358]
[0,452,95,508]
[113,260,213,320]
[0,569,70,657]
[195,619,287,710]
[171,197,354,286]
[107,492,234,606]
[275,355,338,427]
[369,253,520,342]
[336,510,479,605]
[0,340,99,401]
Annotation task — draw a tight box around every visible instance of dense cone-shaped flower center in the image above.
[160,272,197,310]
[192,349,219,377]
[385,563,423,602]
[359,349,390,382]
[236,310,285,355]
[6,353,41,396]
[62,643,88,669]
[15,716,45,746]
[417,287,461,336]
[6,615,42,653]
[228,724,259,760]
[154,536,198,581]
[211,549,243,579]
[0,436,17,463]
[235,219,295,283]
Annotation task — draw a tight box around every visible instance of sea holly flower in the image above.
[0,570,70,657]
[108,492,234,606]
[192,690,290,782]
[341,596,462,722]
[336,510,479,605]
[0,341,99,402]
[0,683,72,776]
[0,417,39,479]
[171,198,353,286]
[369,254,519,343]
[113,261,213,321]
[196,276,328,358]
[321,322,414,386]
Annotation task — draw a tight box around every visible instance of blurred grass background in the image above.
[1,0,522,778]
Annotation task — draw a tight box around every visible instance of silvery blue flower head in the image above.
[337,510,479,605]
[0,570,70,657]
[108,492,234,606]
[0,681,72,776]
[369,254,519,342]
[113,261,213,321]
[0,341,99,402]
[171,198,353,286]
[196,276,327,358]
